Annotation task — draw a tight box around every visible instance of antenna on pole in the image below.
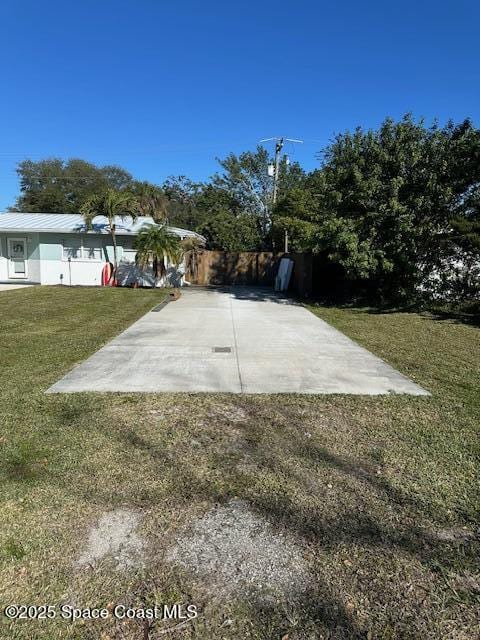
[260,136,303,252]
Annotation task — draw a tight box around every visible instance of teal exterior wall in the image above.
[0,232,39,259]
[37,232,122,262]
[0,231,136,285]
[37,232,112,285]
[38,233,63,260]
[0,230,180,287]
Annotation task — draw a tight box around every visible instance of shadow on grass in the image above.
[116,430,367,638]
[15,389,475,637]
[422,308,480,328]
[82,410,479,637]
[0,439,50,480]
[238,585,366,640]
[233,415,478,560]
[310,298,480,328]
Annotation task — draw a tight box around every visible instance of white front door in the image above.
[7,238,28,279]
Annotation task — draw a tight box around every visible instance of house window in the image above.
[62,237,102,260]
[82,237,103,260]
[62,240,81,260]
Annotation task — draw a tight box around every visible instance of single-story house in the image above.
[0,212,204,287]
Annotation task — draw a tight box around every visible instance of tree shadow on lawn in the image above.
[111,434,368,639]
[6,391,475,638]
[240,442,478,575]
[236,585,367,640]
[317,302,480,329]
[84,417,479,635]
[79,408,478,578]
[421,308,480,328]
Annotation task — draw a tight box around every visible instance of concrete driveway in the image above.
[0,283,36,291]
[47,287,429,395]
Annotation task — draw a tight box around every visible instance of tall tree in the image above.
[275,115,480,301]
[12,158,134,213]
[447,119,480,256]
[80,189,139,279]
[131,181,169,222]
[162,176,203,230]
[211,146,305,240]
[196,211,261,251]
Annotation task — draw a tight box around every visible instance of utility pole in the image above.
[260,136,303,253]
[272,137,284,205]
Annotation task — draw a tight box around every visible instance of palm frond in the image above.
[134,223,182,280]
[135,183,169,222]
[80,189,139,227]
[80,188,140,273]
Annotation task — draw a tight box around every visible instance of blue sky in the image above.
[0,0,479,210]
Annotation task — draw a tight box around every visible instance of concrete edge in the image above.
[45,296,172,394]
[301,303,432,397]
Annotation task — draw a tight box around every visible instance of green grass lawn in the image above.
[0,286,478,640]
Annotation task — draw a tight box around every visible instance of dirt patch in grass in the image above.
[166,500,310,601]
[207,403,249,423]
[76,508,146,570]
[429,526,478,542]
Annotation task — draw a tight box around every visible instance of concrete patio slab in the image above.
[47,287,430,395]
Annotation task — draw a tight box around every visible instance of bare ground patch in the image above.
[165,499,310,601]
[76,508,146,570]
[207,403,249,423]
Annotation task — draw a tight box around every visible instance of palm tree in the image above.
[134,223,181,286]
[134,182,169,223]
[181,235,204,282]
[80,189,139,279]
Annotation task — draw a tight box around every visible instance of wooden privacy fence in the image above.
[185,250,313,297]
[185,251,278,286]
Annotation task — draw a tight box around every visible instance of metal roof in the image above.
[0,212,205,241]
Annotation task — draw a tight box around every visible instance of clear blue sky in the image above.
[1,0,479,210]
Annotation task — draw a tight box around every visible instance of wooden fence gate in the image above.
[184,250,313,297]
